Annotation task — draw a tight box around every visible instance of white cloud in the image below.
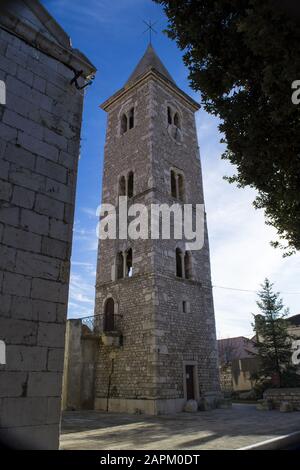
[197,111,300,339]
[68,116,300,337]
[81,207,98,219]
[73,220,98,252]
[68,269,95,318]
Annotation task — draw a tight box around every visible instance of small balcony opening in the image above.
[104,298,115,332]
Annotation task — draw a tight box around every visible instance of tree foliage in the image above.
[252,279,299,388]
[154,0,300,254]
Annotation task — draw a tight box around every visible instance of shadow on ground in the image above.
[60,404,300,450]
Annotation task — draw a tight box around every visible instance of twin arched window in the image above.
[116,248,133,280]
[121,107,135,135]
[119,171,134,198]
[176,248,192,279]
[167,106,181,129]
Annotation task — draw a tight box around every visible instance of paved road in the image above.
[60,404,300,450]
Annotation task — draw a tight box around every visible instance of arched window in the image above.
[119,175,126,196]
[104,298,115,332]
[129,107,135,129]
[167,106,172,125]
[116,252,124,279]
[126,248,133,277]
[171,170,177,198]
[174,112,181,129]
[127,171,134,198]
[178,174,184,201]
[176,248,183,278]
[184,251,192,279]
[121,114,128,134]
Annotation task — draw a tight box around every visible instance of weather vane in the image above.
[142,20,157,44]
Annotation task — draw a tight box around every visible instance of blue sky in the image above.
[43,0,300,338]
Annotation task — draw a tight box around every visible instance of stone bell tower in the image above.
[94,44,220,414]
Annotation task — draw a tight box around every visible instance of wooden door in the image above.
[185,365,195,400]
[104,298,114,332]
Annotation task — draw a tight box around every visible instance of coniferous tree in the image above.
[252,279,299,388]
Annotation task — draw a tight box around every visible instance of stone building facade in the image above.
[0,0,95,448]
[94,44,220,414]
[218,336,259,394]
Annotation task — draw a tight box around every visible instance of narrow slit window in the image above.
[126,248,133,277]
[174,112,181,129]
[119,175,126,196]
[176,248,183,278]
[182,301,187,313]
[184,251,192,279]
[171,170,177,198]
[121,114,128,134]
[178,174,184,201]
[167,106,172,125]
[127,171,134,198]
[129,108,135,129]
[117,252,124,279]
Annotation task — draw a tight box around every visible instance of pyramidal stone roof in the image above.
[101,44,200,111]
[125,43,175,86]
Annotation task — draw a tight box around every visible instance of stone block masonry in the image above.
[94,45,220,415]
[264,388,300,410]
[0,0,95,449]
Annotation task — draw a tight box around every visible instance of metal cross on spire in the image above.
[142,20,157,44]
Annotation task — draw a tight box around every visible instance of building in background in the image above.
[287,314,300,338]
[218,313,300,395]
[218,336,259,394]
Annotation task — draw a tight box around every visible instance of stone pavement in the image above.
[60,404,300,450]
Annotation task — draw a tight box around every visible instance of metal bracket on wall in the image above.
[70,70,95,90]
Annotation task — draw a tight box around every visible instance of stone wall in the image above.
[62,319,98,411]
[264,388,300,410]
[0,0,95,449]
[219,358,259,394]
